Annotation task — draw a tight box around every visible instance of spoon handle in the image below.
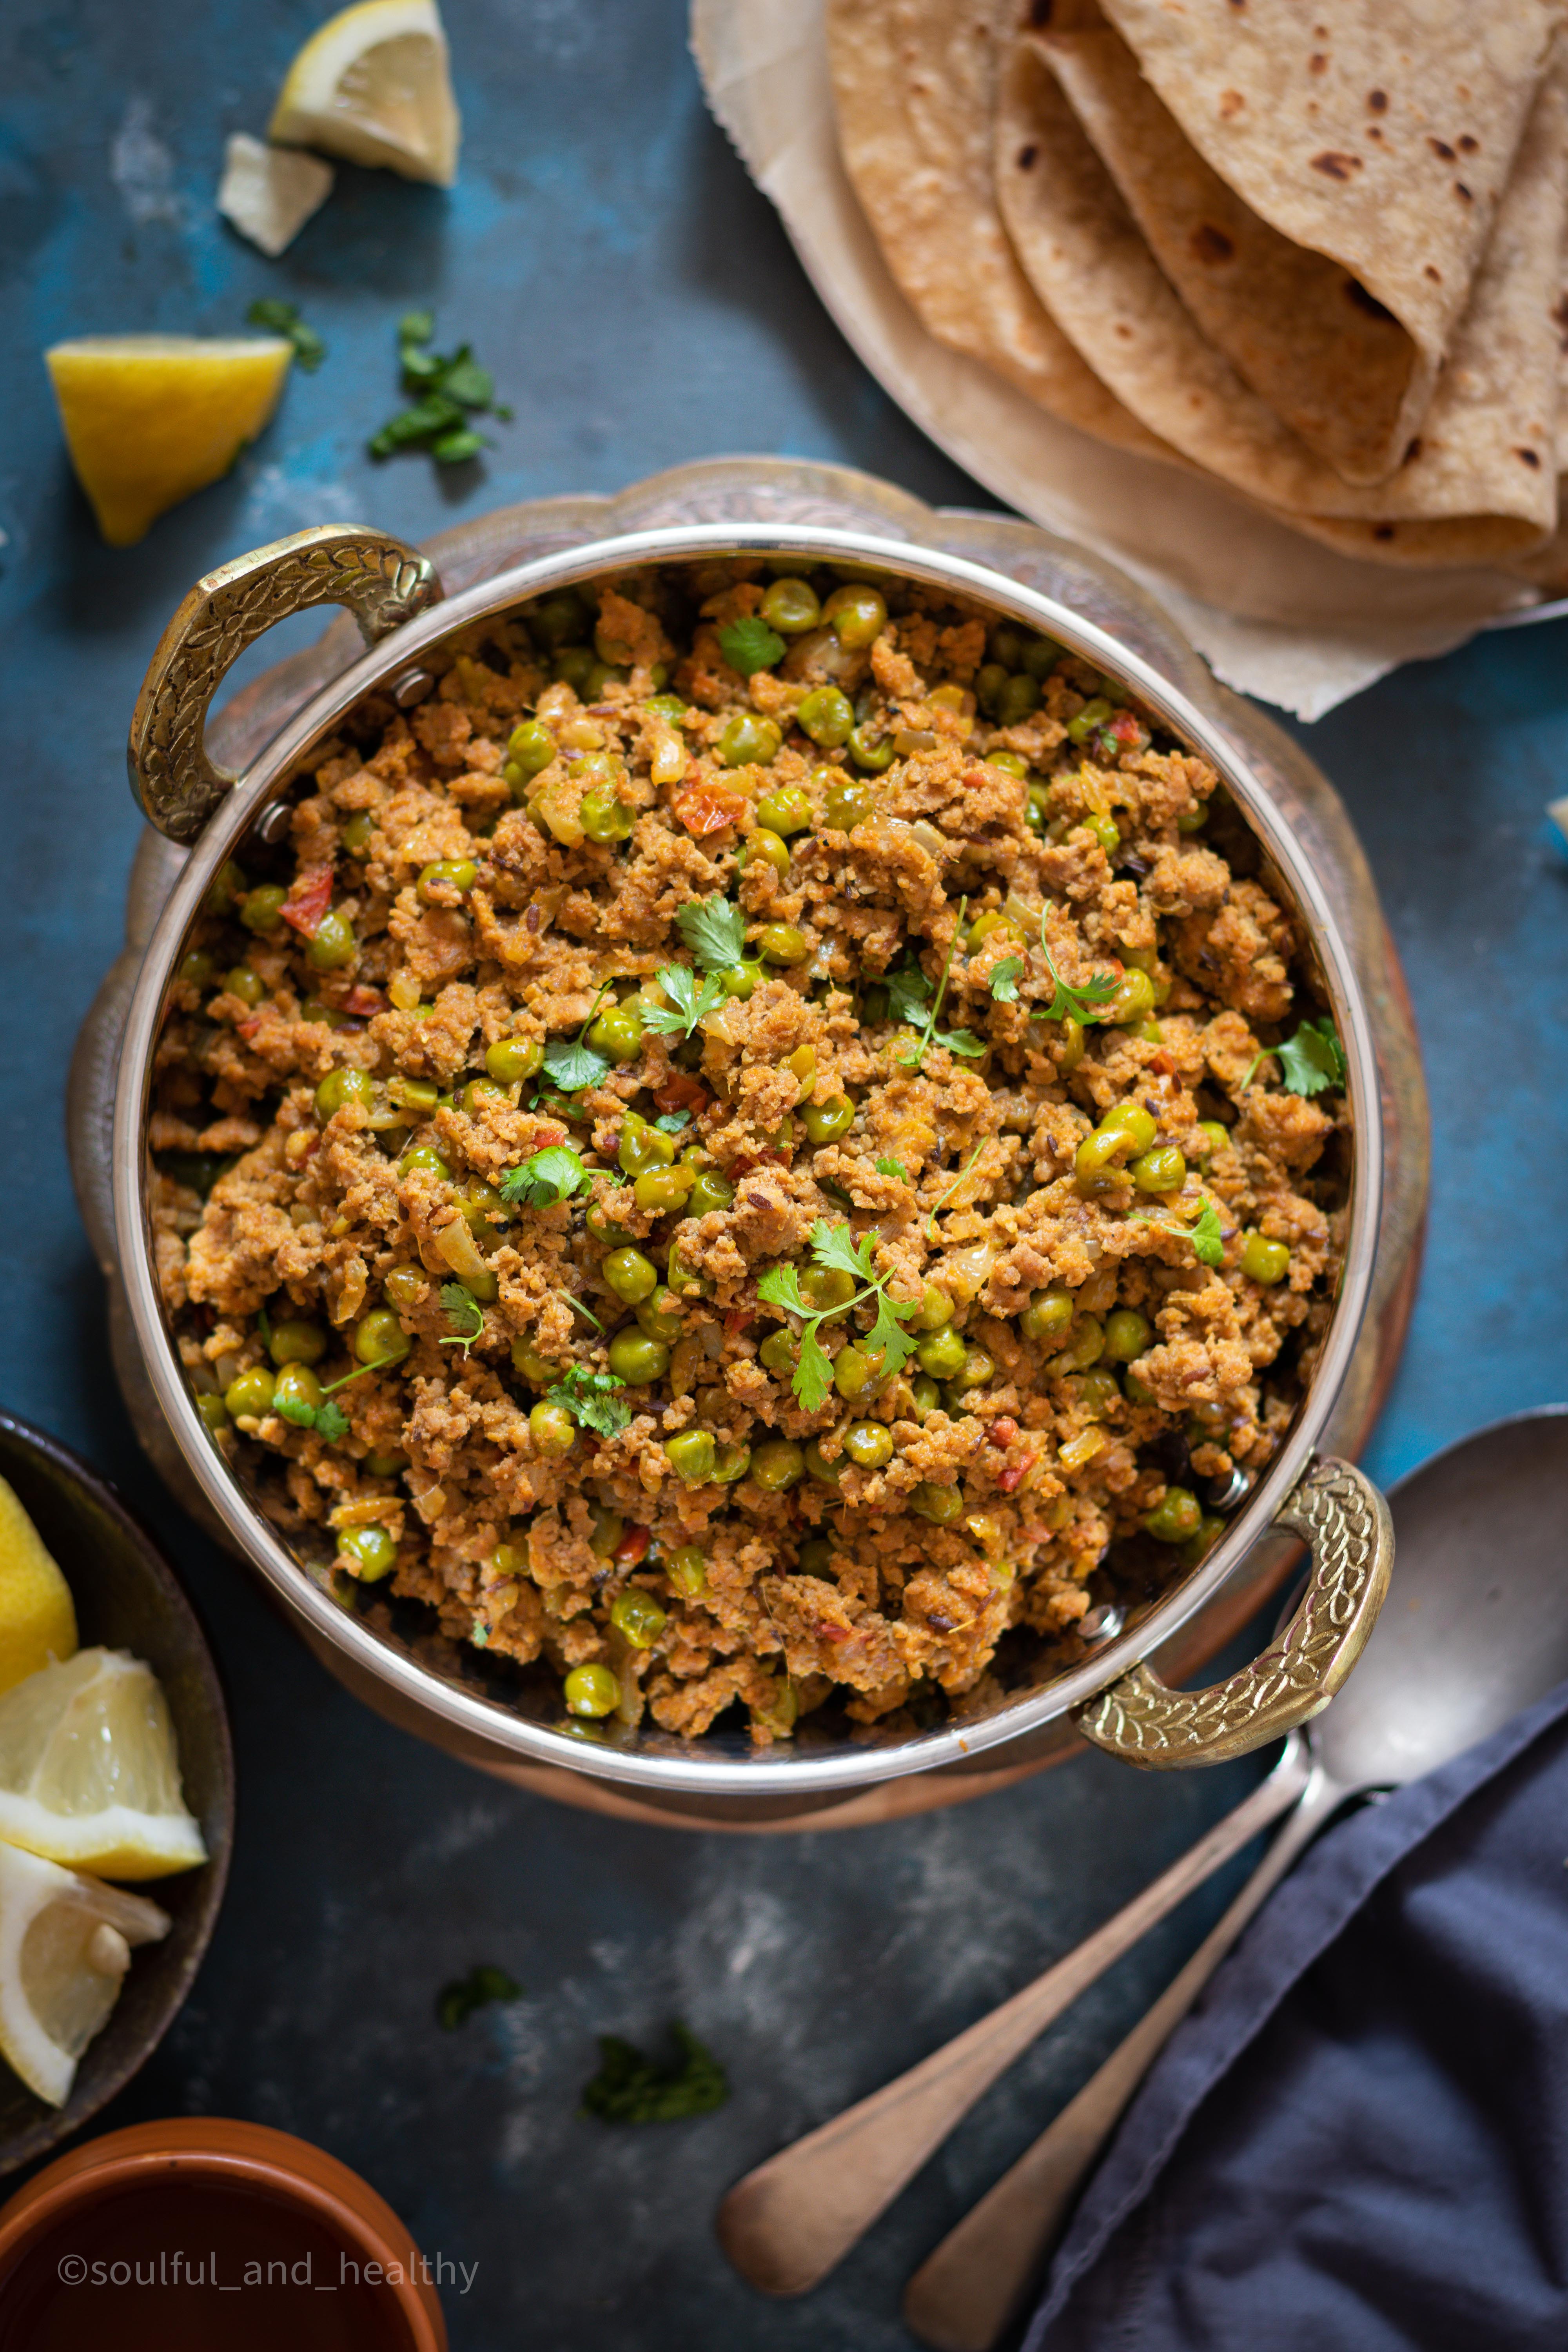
[902,1766,1345,2352]
[715,1735,1311,2297]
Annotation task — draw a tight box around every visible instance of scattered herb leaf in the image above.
[717,616,786,677]
[545,1365,632,1440]
[640,965,726,1042]
[439,1282,485,1350]
[542,1038,610,1094]
[246,297,326,372]
[892,901,985,1069]
[1243,1017,1347,1099]
[561,1290,605,1333]
[1038,922,1120,1027]
[675,894,747,973]
[875,1156,910,1183]
[501,1146,589,1208]
[272,1388,350,1443]
[314,1399,350,1442]
[368,313,507,464]
[1190,1201,1226,1268]
[437,1965,521,2031]
[757,1221,917,1412]
[655,1110,692,1134]
[581,2023,729,2124]
[989,956,1025,1005]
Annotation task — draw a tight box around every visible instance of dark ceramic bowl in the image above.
[0,1415,232,2174]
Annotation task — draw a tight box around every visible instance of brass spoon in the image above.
[903,1407,1568,2351]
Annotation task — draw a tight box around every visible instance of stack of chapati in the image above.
[827,0,1568,577]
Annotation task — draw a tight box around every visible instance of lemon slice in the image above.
[269,0,461,187]
[46,335,292,547]
[0,1650,207,1881]
[0,1478,76,1699]
[0,1842,169,2106]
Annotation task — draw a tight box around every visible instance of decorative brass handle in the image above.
[1075,1456,1392,1769]
[127,524,443,843]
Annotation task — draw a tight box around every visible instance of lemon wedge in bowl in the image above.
[46,335,292,546]
[0,1650,207,1882]
[0,1842,169,2107]
[0,1475,76,1698]
[269,0,461,186]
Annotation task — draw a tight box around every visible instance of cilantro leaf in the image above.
[864,1289,917,1381]
[794,1327,835,1414]
[437,1964,521,2031]
[810,1220,876,1285]
[272,1390,316,1429]
[889,902,982,1073]
[246,297,325,372]
[675,894,748,973]
[546,1365,631,1439]
[760,1223,916,1411]
[717,617,786,677]
[639,966,726,1041]
[933,1026,987,1059]
[655,1110,691,1134]
[1039,936,1120,1027]
[370,315,507,464]
[439,1282,485,1349]
[501,1147,588,1208]
[757,1263,808,1318]
[543,1038,610,1094]
[561,1289,605,1333]
[580,2023,728,2124]
[884,966,932,1028]
[1191,1202,1225,1268]
[1275,1019,1347,1098]
[875,1156,909,1183]
[989,956,1024,1005]
[314,1400,350,1442]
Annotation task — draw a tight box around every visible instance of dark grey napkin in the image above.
[1025,1677,1568,2352]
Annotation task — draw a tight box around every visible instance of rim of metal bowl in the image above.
[113,523,1382,1797]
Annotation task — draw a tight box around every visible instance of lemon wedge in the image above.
[0,1842,169,2106]
[269,0,461,187]
[0,1478,76,1699]
[45,334,292,548]
[0,1650,206,1881]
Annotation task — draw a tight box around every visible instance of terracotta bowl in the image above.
[0,1417,232,2175]
[0,2118,447,2347]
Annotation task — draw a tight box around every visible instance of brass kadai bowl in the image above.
[78,462,1423,1827]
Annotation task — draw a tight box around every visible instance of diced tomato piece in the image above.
[997,1465,1025,1493]
[533,1127,565,1148]
[673,782,748,837]
[612,1524,651,1567]
[987,1417,1019,1450]
[236,1016,263,1043]
[343,985,385,1018]
[653,1073,709,1116]
[281,864,334,936]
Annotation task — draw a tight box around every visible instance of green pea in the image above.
[635,1167,694,1214]
[273,1362,323,1416]
[341,812,375,855]
[1241,1231,1290,1285]
[1027,783,1051,829]
[529,1401,577,1457]
[989,626,1030,670]
[1105,968,1156,1025]
[949,1345,995,1397]
[751,1439,804,1491]
[1019,635,1064,680]
[823,584,887,648]
[462,1078,509,1117]
[718,712,782,769]
[618,1112,673,1177]
[529,589,590,647]
[1133,1145,1186,1194]
[1145,1486,1203,1544]
[240,883,286,935]
[582,785,634,843]
[457,1174,506,1234]
[833,1345,878,1401]
[667,1546,708,1597]
[744,829,792,878]
[204,858,248,915]
[1083,812,1120,855]
[910,1482,964,1524]
[179,951,215,989]
[916,1328,968,1380]
[909,1374,941,1419]
[399,1143,452,1180]
[608,1330,669,1385]
[603,1247,657,1305]
[307,909,356,970]
[759,1329,799,1376]
[800,1095,855,1144]
[486,1036,543,1084]
[588,1007,644,1065]
[686,1171,734,1217]
[340,1524,397,1581]
[1067,695,1113,743]
[843,1421,893,1470]
[553,645,596,693]
[976,663,1009,718]
[799,1265,855,1312]
[1180,1512,1227,1568]
[586,1203,634,1247]
[315,1066,374,1122]
[588,1510,624,1557]
[719,962,759,1000]
[510,1341,560,1384]
[756,784,812,836]
[995,673,1040,727]
[365,1449,409,1477]
[711,1442,751,1485]
[847,724,896,773]
[1022,1287,1074,1344]
[418,859,477,905]
[758,923,809,966]
[796,686,854,748]
[662,1429,714,1484]
[1060,1316,1105,1371]
[195,1391,230,1434]
[906,1287,951,1334]
[355,1308,411,1367]
[387,1076,439,1116]
[224,1366,275,1419]
[987,750,1029,779]
[1176,800,1209,834]
[796,1539,834,1579]
[822,777,875,833]
[805,1441,842,1488]
[223,967,266,1007]
[611,1587,668,1647]
[668,1237,712,1299]
[636,1292,685,1343]
[564,1663,620,1718]
[1102,1102,1159,1151]
[298,998,351,1030]
[644,693,690,724]
[1075,1368,1122,1418]
[269,1318,327,1367]
[1103,1308,1152,1362]
[761,577,822,634]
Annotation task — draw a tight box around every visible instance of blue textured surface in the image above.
[0,2,1565,2345]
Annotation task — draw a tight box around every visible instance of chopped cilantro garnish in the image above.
[875,1155,909,1183]
[437,1965,521,2031]
[580,2023,728,2124]
[1242,1017,1347,1099]
[561,1290,605,1333]
[641,965,726,1042]
[675,894,748,972]
[757,1221,917,1413]
[1037,921,1120,1027]
[314,1399,350,1442]
[545,1364,632,1439]
[368,313,508,464]
[1190,1201,1226,1267]
[246,297,325,372]
[273,1388,350,1443]
[717,617,785,677]
[891,901,985,1071]
[502,1146,589,1208]
[542,1038,610,1094]
[989,956,1025,1005]
[655,1110,692,1134]
[438,1282,485,1350]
